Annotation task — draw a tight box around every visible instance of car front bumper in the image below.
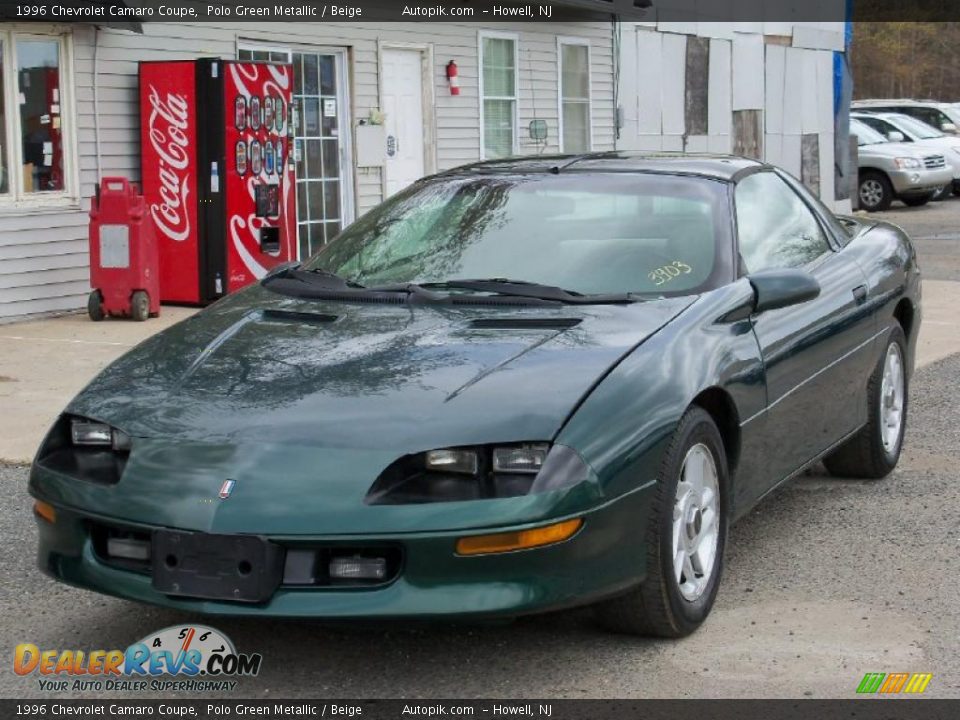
[887,166,953,195]
[32,485,655,619]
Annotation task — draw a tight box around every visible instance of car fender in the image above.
[555,280,766,510]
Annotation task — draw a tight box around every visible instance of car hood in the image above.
[857,141,936,160]
[67,286,696,452]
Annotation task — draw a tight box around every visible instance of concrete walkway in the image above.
[1,282,959,464]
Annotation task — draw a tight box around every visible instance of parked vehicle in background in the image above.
[849,118,951,211]
[852,99,960,135]
[852,111,960,197]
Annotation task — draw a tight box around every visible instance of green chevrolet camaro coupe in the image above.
[30,153,920,637]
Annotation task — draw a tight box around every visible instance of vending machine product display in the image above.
[139,58,296,304]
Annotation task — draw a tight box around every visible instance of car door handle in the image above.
[852,285,868,305]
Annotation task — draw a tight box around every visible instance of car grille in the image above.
[924,154,946,169]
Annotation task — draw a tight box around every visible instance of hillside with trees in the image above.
[852,23,960,101]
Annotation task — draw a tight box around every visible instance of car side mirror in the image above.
[748,269,821,313]
[887,131,906,142]
[942,122,958,134]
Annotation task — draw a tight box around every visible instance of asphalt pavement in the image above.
[1,204,959,700]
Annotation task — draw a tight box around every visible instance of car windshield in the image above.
[304,173,732,296]
[851,119,888,146]
[891,114,944,139]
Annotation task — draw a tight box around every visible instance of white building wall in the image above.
[0,20,615,320]
[617,20,848,211]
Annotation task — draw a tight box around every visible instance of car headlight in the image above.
[70,417,132,452]
[894,157,922,169]
[367,443,588,504]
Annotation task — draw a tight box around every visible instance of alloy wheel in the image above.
[880,341,905,454]
[672,443,720,602]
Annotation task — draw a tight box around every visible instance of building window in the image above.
[559,39,591,153]
[480,33,518,159]
[1,30,74,202]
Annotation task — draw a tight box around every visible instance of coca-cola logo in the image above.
[147,85,191,243]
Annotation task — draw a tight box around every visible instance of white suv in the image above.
[852,111,960,197]
[852,99,960,135]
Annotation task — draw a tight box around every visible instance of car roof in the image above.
[437,152,765,182]
[854,99,930,106]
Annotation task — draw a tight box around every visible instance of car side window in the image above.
[860,116,908,141]
[734,172,831,274]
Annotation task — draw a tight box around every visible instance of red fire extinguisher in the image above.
[446,60,460,96]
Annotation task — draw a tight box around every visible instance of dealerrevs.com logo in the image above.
[14,625,262,693]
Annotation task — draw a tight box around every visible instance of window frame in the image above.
[0,26,78,210]
[731,169,836,277]
[478,29,520,160]
[556,36,592,154]
[236,41,293,63]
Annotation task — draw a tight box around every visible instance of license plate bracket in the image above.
[151,530,284,603]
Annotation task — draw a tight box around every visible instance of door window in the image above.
[856,115,907,141]
[734,172,830,273]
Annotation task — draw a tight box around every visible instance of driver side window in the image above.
[734,172,831,274]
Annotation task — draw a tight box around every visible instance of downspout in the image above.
[612,15,621,148]
[93,25,102,183]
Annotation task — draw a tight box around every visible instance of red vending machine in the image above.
[139,58,296,304]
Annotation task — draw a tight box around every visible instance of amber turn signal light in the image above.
[33,501,56,524]
[456,518,583,556]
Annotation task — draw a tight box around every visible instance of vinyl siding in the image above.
[0,20,615,320]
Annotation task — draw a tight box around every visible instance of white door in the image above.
[382,49,426,197]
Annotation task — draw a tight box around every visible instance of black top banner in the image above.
[2,0,960,24]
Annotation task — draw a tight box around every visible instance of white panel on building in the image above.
[801,49,820,133]
[765,44,786,135]
[635,28,664,136]
[685,135,709,153]
[781,133,802,178]
[782,47,805,135]
[765,133,784,167]
[635,135,665,151]
[708,134,731,154]
[661,33,687,136]
[662,135,684,151]
[708,38,732,138]
[816,50,835,134]
[731,32,764,110]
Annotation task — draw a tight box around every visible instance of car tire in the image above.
[858,171,893,212]
[902,193,934,207]
[87,290,105,322]
[130,291,150,322]
[953,183,960,197]
[933,185,951,201]
[824,325,908,479]
[594,407,728,637]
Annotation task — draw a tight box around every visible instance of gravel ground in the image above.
[1,350,958,700]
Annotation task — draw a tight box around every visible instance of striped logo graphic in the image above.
[218,479,236,499]
[857,672,933,694]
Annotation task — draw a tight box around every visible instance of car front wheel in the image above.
[595,407,728,637]
[824,325,908,479]
[859,171,893,212]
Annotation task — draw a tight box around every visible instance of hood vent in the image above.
[469,317,582,330]
[261,309,339,325]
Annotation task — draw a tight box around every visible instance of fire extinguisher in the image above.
[446,60,460,96]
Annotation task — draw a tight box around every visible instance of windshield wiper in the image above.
[263,267,366,289]
[410,278,640,305]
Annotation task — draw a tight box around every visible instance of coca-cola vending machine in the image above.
[139,58,296,305]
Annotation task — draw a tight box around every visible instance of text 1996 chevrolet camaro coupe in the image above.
[30,153,919,636]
